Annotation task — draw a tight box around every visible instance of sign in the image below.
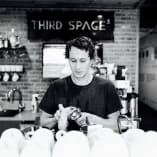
[27,10,114,41]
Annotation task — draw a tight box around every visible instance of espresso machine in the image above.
[112,65,141,133]
[92,63,141,133]
[117,89,141,133]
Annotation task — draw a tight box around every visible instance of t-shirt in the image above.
[39,76,122,130]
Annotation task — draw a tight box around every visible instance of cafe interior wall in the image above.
[139,32,157,111]
[0,8,139,110]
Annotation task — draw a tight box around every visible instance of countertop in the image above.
[0,110,41,122]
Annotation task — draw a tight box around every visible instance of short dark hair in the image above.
[65,36,95,59]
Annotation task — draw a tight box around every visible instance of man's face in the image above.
[68,46,92,79]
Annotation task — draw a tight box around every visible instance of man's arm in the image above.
[40,109,57,129]
[105,111,120,132]
[77,111,120,132]
[40,105,73,130]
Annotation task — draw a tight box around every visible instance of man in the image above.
[39,36,122,132]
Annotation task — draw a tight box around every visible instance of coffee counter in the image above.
[0,110,41,135]
[0,110,40,122]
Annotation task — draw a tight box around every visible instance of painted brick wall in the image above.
[0,8,139,109]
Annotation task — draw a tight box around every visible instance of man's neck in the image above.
[71,73,93,86]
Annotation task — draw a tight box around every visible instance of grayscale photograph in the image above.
[0,0,157,156]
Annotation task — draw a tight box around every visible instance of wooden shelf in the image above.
[0,46,28,60]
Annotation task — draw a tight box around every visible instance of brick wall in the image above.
[103,9,139,90]
[0,8,139,109]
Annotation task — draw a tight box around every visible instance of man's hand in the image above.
[54,104,73,121]
[75,112,90,126]
[55,104,78,130]
[77,111,120,132]
[76,112,104,126]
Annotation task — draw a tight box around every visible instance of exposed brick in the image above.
[0,8,139,108]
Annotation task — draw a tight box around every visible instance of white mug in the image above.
[3,72,10,82]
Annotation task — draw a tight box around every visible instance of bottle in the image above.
[31,94,39,113]
[120,95,128,115]
[69,108,88,134]
[9,28,17,48]
[16,35,20,47]
[0,35,4,48]
[129,88,138,118]
[4,38,9,48]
